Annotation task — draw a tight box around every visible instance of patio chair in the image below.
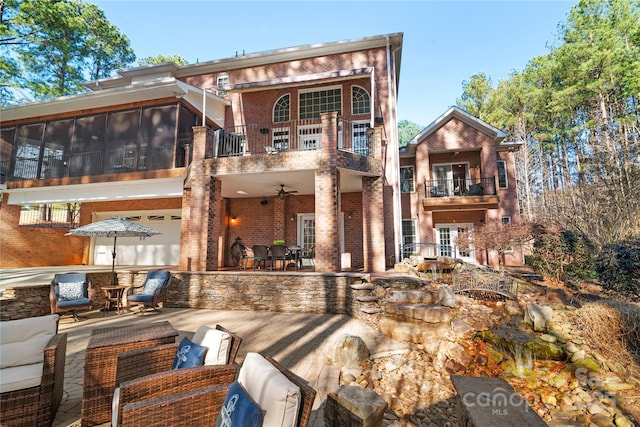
[299,246,315,269]
[50,272,96,321]
[124,270,171,314]
[117,352,316,427]
[269,244,289,270]
[0,314,67,427]
[251,244,270,270]
[112,324,242,426]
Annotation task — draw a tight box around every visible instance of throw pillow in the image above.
[58,281,86,301]
[170,337,208,370]
[142,277,166,295]
[192,326,231,365]
[215,381,263,427]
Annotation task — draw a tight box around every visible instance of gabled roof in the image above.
[83,33,403,91]
[407,106,508,146]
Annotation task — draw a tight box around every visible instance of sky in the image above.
[93,0,576,127]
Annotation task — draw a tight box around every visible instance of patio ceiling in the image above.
[217,169,366,199]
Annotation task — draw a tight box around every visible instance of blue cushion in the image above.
[142,277,166,295]
[57,298,91,308]
[215,381,263,427]
[127,294,154,303]
[58,281,86,301]
[171,337,208,370]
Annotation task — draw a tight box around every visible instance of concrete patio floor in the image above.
[53,306,410,427]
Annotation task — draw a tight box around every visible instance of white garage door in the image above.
[93,210,181,267]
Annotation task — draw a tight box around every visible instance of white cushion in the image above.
[0,363,43,393]
[0,333,53,369]
[0,314,59,344]
[111,387,120,427]
[191,326,231,365]
[238,352,301,427]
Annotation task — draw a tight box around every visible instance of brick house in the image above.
[0,33,404,272]
[399,107,525,267]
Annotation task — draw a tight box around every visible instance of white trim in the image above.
[298,84,342,94]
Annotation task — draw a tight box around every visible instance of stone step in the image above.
[378,316,449,343]
[385,289,436,304]
[360,307,384,314]
[350,283,375,291]
[384,302,451,324]
[356,295,379,303]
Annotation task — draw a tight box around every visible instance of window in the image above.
[19,203,80,228]
[299,86,341,119]
[400,166,415,193]
[216,75,229,96]
[273,94,290,123]
[351,121,370,155]
[351,86,370,115]
[501,216,511,225]
[402,219,417,260]
[497,160,508,188]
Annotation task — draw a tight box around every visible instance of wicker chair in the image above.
[0,315,67,427]
[50,272,96,321]
[124,270,171,314]
[112,325,243,426]
[118,353,316,427]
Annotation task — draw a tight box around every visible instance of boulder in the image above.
[326,334,370,368]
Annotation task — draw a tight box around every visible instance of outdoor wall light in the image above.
[348,211,353,219]
[290,215,295,222]
[231,216,237,222]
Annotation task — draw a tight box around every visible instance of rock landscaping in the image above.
[332,260,640,426]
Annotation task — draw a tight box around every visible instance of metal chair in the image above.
[125,270,171,314]
[251,245,270,270]
[269,244,288,270]
[299,246,315,269]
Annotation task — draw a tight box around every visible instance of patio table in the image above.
[81,321,178,426]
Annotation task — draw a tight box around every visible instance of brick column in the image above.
[273,196,285,244]
[206,178,222,270]
[362,176,386,272]
[315,112,341,272]
[180,126,214,271]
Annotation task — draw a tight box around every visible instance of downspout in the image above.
[386,35,402,266]
[370,68,375,128]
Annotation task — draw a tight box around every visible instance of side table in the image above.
[81,321,178,426]
[101,285,128,315]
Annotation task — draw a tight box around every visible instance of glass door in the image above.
[435,224,475,263]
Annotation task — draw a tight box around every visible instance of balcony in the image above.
[210,118,374,158]
[422,177,499,210]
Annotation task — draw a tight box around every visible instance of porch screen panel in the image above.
[1,128,16,179]
[177,106,196,166]
[140,105,177,171]
[70,114,106,176]
[13,123,44,179]
[41,119,73,179]
[105,110,140,174]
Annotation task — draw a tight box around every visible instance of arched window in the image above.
[351,86,370,115]
[273,94,290,123]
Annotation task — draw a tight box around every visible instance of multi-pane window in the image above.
[351,86,370,115]
[273,95,290,123]
[501,216,511,225]
[400,166,415,193]
[497,160,508,188]
[402,219,417,259]
[216,75,229,96]
[299,87,341,119]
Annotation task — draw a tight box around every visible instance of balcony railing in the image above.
[424,177,496,198]
[212,118,373,158]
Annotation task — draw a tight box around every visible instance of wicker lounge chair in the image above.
[0,314,67,427]
[117,353,316,427]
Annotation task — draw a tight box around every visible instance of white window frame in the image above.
[400,166,415,193]
[216,75,229,96]
[298,85,342,119]
[351,86,370,115]
[497,160,508,189]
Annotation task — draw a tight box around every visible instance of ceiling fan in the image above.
[276,184,298,199]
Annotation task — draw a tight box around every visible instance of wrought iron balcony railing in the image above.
[424,177,496,198]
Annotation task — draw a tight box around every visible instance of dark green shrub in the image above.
[596,239,640,296]
[528,224,596,282]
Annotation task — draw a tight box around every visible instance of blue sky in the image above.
[94,0,575,127]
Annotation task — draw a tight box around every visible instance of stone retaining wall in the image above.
[1,270,365,320]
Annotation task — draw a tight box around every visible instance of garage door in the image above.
[93,210,181,266]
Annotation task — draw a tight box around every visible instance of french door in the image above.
[435,224,475,264]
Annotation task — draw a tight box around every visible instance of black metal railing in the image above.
[213,118,374,158]
[424,177,496,198]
